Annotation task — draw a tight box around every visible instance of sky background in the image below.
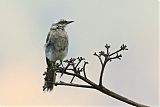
[0,0,159,107]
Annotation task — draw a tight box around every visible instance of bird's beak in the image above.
[67,21,74,24]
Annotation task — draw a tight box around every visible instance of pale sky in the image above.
[0,0,158,106]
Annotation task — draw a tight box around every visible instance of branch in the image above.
[57,69,148,107]
[93,52,103,65]
[54,81,94,89]
[43,44,148,107]
[82,61,88,78]
[99,59,107,86]
[94,44,128,86]
[109,44,128,57]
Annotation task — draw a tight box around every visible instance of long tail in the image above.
[43,57,56,91]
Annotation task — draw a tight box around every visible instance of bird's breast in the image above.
[45,29,68,62]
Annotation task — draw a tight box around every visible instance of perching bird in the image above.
[43,19,74,91]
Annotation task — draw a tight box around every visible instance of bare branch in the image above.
[54,81,94,89]
[93,52,103,65]
[70,75,75,83]
[109,44,128,57]
[43,44,148,107]
[98,44,128,86]
[82,61,88,78]
[109,53,122,60]
[99,59,107,86]
[56,68,148,107]
[105,44,110,55]
[75,57,85,68]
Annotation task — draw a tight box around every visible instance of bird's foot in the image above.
[60,66,66,78]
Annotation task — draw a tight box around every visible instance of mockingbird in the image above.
[43,19,74,91]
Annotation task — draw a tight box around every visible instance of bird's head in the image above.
[51,19,74,30]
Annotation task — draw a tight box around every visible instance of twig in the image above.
[75,57,85,68]
[70,75,75,83]
[109,44,128,57]
[54,81,94,89]
[82,61,88,78]
[105,44,110,55]
[93,52,103,65]
[99,59,107,86]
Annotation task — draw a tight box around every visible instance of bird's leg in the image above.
[60,60,64,67]
[60,60,65,78]
[55,60,63,67]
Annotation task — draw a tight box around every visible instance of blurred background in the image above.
[0,0,158,106]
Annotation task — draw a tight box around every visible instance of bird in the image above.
[43,19,74,91]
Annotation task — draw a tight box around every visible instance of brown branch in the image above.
[43,44,148,107]
[109,44,128,57]
[75,57,85,68]
[105,44,110,54]
[98,86,148,107]
[54,81,94,89]
[93,52,103,65]
[56,70,149,107]
[70,75,75,83]
[99,59,107,86]
[109,53,122,60]
[97,44,128,86]
[82,61,88,78]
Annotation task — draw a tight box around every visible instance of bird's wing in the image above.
[62,36,69,50]
[45,30,68,51]
[45,32,53,51]
[46,32,50,43]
